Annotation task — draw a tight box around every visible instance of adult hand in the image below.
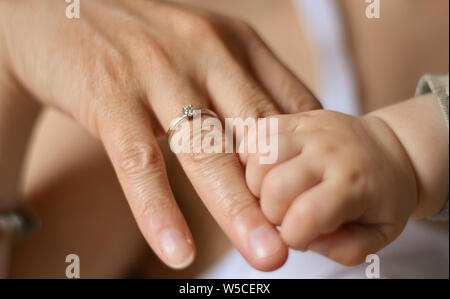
[0,0,320,270]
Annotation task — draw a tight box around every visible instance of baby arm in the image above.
[241,93,448,266]
[369,94,448,219]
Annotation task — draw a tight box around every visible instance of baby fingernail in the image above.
[159,229,194,269]
[249,225,282,259]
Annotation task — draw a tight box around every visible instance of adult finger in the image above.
[205,54,281,150]
[234,21,322,113]
[148,75,288,271]
[98,100,195,269]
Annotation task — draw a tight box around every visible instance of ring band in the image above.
[167,105,218,146]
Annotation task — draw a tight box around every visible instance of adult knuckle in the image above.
[182,151,224,169]
[118,139,161,176]
[81,56,136,136]
[173,10,218,40]
[237,90,278,119]
[137,34,174,72]
[182,153,240,184]
[87,50,134,98]
[192,14,217,36]
[141,196,175,218]
[222,193,257,218]
[170,12,233,60]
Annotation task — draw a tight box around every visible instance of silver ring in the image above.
[167,105,218,146]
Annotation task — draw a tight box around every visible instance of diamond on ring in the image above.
[167,105,219,147]
[182,105,195,119]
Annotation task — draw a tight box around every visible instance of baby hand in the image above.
[241,110,418,265]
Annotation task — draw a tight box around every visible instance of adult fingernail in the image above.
[159,229,194,269]
[249,225,282,260]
